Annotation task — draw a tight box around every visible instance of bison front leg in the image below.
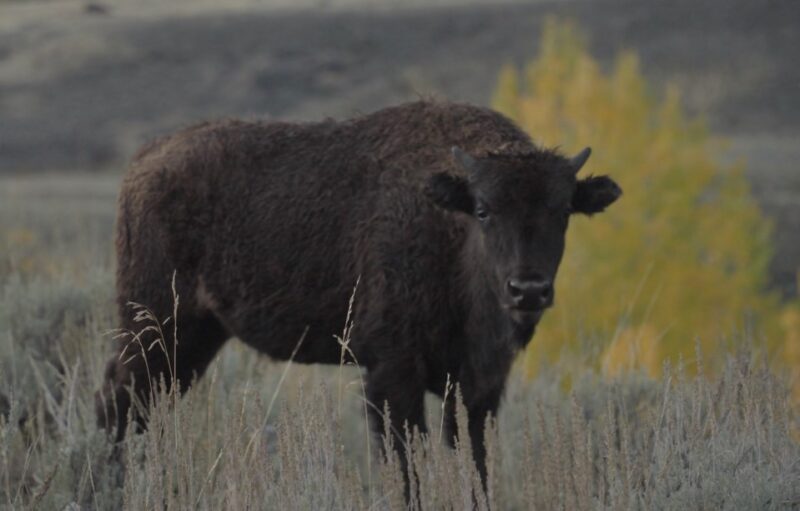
[366,362,427,492]
[443,387,502,485]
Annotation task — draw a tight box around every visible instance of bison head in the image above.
[426,146,621,331]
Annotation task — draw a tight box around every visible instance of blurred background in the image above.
[1,0,798,380]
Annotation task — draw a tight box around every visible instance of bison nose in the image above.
[506,277,553,310]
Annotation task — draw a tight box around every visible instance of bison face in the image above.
[426,146,621,329]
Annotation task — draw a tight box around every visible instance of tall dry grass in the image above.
[1,270,798,509]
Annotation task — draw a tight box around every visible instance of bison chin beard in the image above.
[508,309,544,348]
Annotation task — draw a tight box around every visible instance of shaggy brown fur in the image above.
[96,100,621,482]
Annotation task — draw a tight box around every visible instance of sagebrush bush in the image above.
[0,274,113,409]
[2,285,798,509]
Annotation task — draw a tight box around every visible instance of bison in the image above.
[96,100,621,481]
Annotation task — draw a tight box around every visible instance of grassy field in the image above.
[1,176,798,510]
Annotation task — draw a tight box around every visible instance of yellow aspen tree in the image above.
[493,18,795,379]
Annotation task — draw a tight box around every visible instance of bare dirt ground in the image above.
[1,0,798,295]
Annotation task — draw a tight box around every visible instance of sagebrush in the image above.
[0,251,798,509]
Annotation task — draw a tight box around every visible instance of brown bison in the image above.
[97,100,621,480]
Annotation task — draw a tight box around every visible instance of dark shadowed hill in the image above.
[1,0,797,295]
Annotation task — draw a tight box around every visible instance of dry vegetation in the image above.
[0,180,798,510]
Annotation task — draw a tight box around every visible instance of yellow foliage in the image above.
[6,228,36,246]
[783,297,800,407]
[493,18,796,378]
[1,227,60,279]
[601,324,662,378]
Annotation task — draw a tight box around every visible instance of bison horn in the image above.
[569,147,592,174]
[452,146,478,173]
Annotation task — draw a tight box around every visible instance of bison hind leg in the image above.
[95,312,230,441]
[365,361,428,499]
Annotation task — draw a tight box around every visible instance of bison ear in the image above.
[572,175,622,215]
[425,173,474,214]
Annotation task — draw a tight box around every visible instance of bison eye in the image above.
[475,204,490,222]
